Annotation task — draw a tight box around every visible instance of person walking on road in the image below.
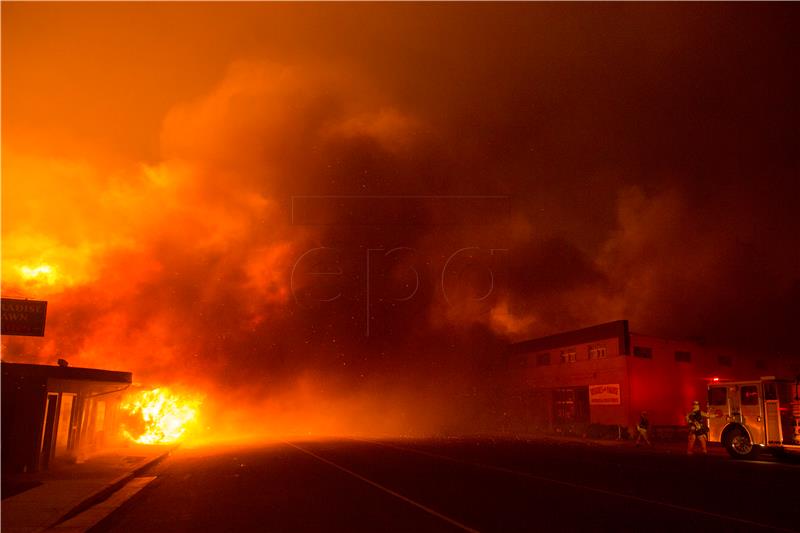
[686,400,712,455]
[635,411,652,447]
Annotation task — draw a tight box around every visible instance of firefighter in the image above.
[635,411,652,446]
[686,400,712,455]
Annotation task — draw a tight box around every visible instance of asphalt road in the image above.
[91,438,800,533]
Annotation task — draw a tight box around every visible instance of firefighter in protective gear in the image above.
[635,411,652,446]
[686,400,712,455]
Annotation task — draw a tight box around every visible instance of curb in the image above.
[44,445,177,530]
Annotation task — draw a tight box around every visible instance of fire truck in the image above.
[707,376,800,459]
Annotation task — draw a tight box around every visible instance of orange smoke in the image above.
[0,58,446,442]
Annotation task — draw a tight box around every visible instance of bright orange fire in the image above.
[18,263,60,286]
[121,388,202,445]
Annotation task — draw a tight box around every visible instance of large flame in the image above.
[122,388,201,445]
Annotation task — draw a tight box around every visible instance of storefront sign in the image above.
[589,383,621,405]
[1,298,48,336]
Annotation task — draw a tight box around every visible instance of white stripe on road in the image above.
[360,439,796,533]
[285,442,480,533]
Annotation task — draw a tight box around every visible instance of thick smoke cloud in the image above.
[3,4,799,436]
[2,59,503,435]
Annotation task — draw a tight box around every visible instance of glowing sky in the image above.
[2,3,798,434]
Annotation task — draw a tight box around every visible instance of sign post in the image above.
[1,298,48,336]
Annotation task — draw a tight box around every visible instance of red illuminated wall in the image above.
[627,333,800,430]
[505,321,800,435]
[625,335,709,429]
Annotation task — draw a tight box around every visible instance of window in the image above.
[55,393,76,454]
[536,352,551,367]
[553,387,590,424]
[633,346,652,359]
[674,351,691,363]
[741,385,759,406]
[718,355,733,367]
[559,348,576,364]
[764,383,777,401]
[588,344,607,360]
[708,387,727,406]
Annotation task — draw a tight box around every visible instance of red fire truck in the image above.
[707,376,800,459]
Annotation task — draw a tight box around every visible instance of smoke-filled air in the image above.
[3,4,799,444]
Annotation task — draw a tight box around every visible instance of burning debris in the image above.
[121,388,202,445]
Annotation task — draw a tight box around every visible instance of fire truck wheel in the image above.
[724,427,759,459]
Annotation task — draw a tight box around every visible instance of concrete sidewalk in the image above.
[1,445,173,533]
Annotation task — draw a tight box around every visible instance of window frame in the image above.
[588,344,608,360]
[708,386,727,406]
[674,351,691,363]
[740,385,759,406]
[718,355,733,367]
[559,348,577,364]
[633,346,652,359]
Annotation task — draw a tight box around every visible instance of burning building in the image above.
[502,320,800,437]
[1,361,131,473]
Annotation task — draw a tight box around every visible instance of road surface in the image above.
[90,438,800,532]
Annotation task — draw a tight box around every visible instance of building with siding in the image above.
[503,320,800,436]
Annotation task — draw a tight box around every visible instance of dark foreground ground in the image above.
[91,438,800,533]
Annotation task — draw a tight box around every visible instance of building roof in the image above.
[509,320,630,355]
[1,361,132,384]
